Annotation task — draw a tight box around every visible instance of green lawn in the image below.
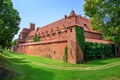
[1,51,120,80]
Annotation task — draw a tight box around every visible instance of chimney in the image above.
[37,27,39,31]
[30,23,35,30]
[64,15,67,19]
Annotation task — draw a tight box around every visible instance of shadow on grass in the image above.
[0,54,7,66]
[1,54,55,80]
[84,59,110,66]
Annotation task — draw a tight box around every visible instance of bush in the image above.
[33,35,40,42]
[84,42,115,61]
[63,46,68,62]
[2,47,11,54]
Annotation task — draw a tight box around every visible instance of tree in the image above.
[0,0,20,48]
[11,39,17,46]
[84,0,120,45]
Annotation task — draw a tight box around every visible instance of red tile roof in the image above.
[85,38,114,44]
[27,10,99,37]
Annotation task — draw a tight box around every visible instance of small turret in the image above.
[30,23,35,30]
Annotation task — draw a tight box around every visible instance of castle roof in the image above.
[21,28,31,34]
[27,10,99,37]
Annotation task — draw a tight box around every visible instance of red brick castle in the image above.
[14,11,115,64]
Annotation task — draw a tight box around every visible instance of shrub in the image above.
[84,42,115,61]
[33,34,40,42]
[2,47,11,54]
[63,46,68,62]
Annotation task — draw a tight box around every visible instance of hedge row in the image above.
[84,42,115,61]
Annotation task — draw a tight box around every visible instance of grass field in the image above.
[1,51,120,80]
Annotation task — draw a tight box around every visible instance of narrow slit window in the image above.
[84,23,87,27]
[70,28,72,32]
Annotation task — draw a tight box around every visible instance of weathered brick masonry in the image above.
[17,40,67,60]
[13,11,115,64]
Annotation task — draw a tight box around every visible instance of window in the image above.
[52,32,55,36]
[65,30,67,33]
[82,21,87,27]
[84,23,87,27]
[70,28,72,32]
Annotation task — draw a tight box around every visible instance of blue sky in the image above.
[11,0,85,39]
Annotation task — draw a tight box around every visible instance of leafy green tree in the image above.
[11,39,17,46]
[0,0,20,48]
[84,0,120,45]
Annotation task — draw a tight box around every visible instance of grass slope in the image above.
[1,51,120,80]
